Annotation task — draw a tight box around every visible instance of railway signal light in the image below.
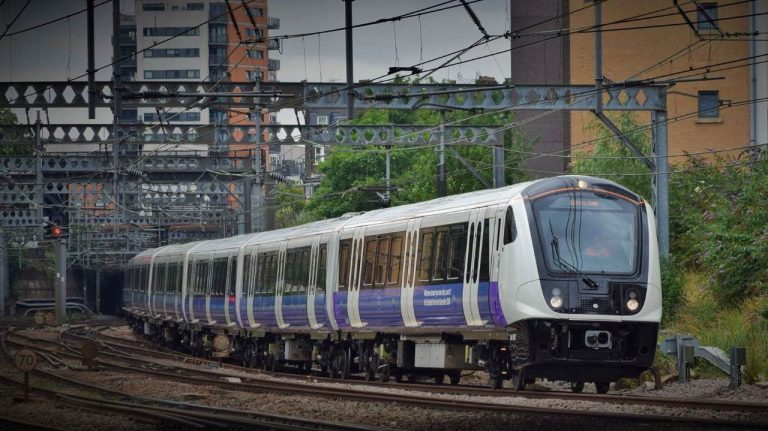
[51,225,62,238]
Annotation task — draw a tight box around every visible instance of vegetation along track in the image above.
[5,322,768,429]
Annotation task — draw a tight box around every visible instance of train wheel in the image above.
[267,354,277,372]
[509,370,526,391]
[364,355,376,381]
[338,348,351,379]
[449,371,461,385]
[489,374,503,390]
[570,381,585,393]
[595,381,610,394]
[433,373,445,385]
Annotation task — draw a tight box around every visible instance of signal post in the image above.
[51,225,67,325]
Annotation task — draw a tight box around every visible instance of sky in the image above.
[0,0,513,125]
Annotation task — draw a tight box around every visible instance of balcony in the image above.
[268,39,280,50]
[209,11,228,24]
[209,54,227,65]
[208,33,227,44]
[268,16,280,30]
[268,59,280,71]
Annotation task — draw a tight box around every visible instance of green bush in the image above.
[659,256,685,325]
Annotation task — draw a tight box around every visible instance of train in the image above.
[124,175,661,393]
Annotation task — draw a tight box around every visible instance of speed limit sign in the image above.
[14,349,38,372]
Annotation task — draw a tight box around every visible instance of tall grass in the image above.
[671,273,768,382]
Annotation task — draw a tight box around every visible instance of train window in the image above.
[504,207,517,244]
[212,257,227,295]
[388,235,403,285]
[432,228,449,282]
[375,237,389,286]
[338,240,351,288]
[300,248,310,293]
[139,265,147,292]
[154,263,166,293]
[255,255,265,295]
[227,256,237,296]
[195,261,208,295]
[418,230,434,282]
[317,244,327,292]
[285,251,294,293]
[479,220,491,282]
[264,254,272,295]
[169,263,176,293]
[363,239,376,287]
[243,255,252,296]
[269,253,278,295]
[448,225,467,280]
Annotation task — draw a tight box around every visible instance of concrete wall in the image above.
[509,0,570,177]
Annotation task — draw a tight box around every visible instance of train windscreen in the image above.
[532,190,640,275]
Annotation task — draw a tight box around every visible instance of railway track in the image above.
[64,324,768,415]
[1,325,393,431]
[4,322,768,429]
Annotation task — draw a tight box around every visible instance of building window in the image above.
[143,27,199,37]
[209,2,226,14]
[245,28,262,38]
[247,50,264,59]
[186,2,204,11]
[143,112,201,122]
[248,7,264,17]
[316,115,329,125]
[120,109,138,122]
[144,48,200,58]
[697,3,718,31]
[143,3,165,11]
[210,110,228,124]
[144,69,200,79]
[246,70,263,81]
[698,91,719,118]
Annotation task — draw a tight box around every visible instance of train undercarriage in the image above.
[126,315,657,392]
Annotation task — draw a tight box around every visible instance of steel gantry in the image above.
[0,79,669,272]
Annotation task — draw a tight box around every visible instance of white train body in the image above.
[125,176,661,387]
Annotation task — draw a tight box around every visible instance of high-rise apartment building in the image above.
[118,0,280,155]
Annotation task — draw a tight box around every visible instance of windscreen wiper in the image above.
[548,221,599,290]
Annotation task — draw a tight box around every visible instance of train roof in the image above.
[128,175,629,263]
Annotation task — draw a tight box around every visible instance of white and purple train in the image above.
[124,175,661,392]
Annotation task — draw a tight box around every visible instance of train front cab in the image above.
[504,177,661,391]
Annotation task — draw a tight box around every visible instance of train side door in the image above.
[327,231,342,330]
[275,244,288,328]
[400,218,422,327]
[462,209,486,327]
[487,206,507,326]
[307,238,320,328]
[224,251,237,326]
[244,246,260,328]
[347,229,366,328]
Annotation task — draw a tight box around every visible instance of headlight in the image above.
[550,296,563,308]
[549,287,563,309]
[626,289,640,311]
[626,298,640,311]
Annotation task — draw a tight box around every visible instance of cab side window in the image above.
[504,206,517,245]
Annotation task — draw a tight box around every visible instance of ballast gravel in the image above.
[2,324,767,431]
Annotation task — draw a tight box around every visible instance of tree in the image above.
[298,107,532,221]
[570,111,652,201]
[0,108,33,155]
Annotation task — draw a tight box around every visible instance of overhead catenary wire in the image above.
[2,0,111,38]
[0,0,31,41]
